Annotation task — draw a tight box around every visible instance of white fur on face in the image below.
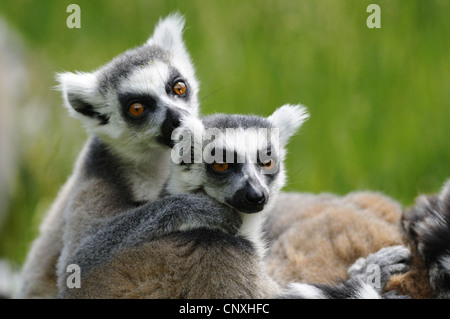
[118,61,169,99]
[168,104,309,203]
[57,13,200,145]
[166,104,309,258]
[169,125,287,208]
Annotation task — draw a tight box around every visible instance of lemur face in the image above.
[57,14,199,151]
[168,105,309,214]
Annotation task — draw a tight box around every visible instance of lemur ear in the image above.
[56,71,109,125]
[146,13,199,99]
[147,12,187,57]
[268,104,309,146]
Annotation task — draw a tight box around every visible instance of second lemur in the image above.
[61,105,411,298]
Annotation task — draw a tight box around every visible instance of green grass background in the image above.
[0,0,449,264]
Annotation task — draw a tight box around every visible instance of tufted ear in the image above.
[146,12,188,58]
[56,71,109,126]
[145,12,198,102]
[268,104,309,146]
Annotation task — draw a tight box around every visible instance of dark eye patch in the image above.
[118,92,157,125]
[165,68,190,100]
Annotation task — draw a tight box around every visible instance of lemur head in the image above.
[57,13,199,156]
[167,104,309,214]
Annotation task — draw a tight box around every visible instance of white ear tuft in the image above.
[56,71,98,115]
[145,13,199,103]
[147,12,186,52]
[268,104,309,146]
[55,71,110,131]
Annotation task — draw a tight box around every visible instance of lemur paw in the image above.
[348,245,411,292]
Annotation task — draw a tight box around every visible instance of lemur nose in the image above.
[158,109,184,147]
[171,116,181,130]
[245,188,266,205]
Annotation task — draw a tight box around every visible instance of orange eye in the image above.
[262,160,275,170]
[212,163,229,173]
[173,81,187,96]
[129,102,144,117]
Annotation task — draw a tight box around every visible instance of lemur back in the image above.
[263,179,450,298]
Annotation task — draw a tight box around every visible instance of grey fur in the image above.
[348,245,411,291]
[20,12,412,299]
[18,13,201,298]
[58,105,307,298]
[60,106,411,299]
[59,193,241,297]
[72,193,241,274]
[97,45,170,93]
[201,113,273,130]
[403,178,450,299]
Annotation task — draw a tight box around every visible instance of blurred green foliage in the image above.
[0,0,448,264]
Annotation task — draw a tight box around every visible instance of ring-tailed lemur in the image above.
[400,179,450,299]
[60,105,411,299]
[18,13,219,298]
[263,178,450,298]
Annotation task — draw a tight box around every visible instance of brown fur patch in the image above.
[264,191,435,298]
[385,241,435,299]
[265,191,403,284]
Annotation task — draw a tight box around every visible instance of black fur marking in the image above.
[67,93,109,125]
[277,278,398,299]
[403,181,450,298]
[206,161,243,180]
[313,278,364,299]
[165,67,191,101]
[157,108,185,147]
[225,179,268,214]
[118,92,157,125]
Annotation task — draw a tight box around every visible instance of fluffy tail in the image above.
[403,179,450,299]
[0,259,21,298]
